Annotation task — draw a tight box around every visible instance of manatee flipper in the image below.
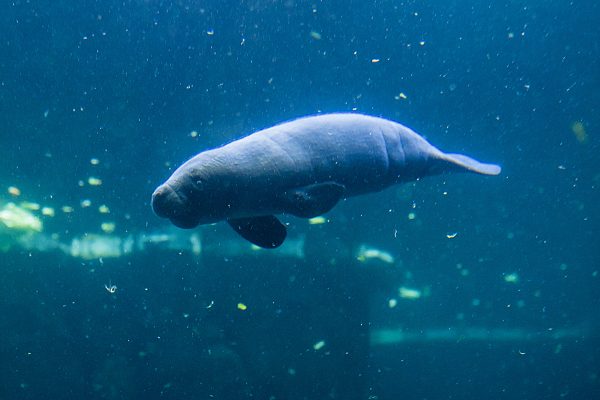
[228,215,287,249]
[282,182,346,218]
[436,153,501,176]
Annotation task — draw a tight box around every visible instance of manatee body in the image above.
[152,113,501,248]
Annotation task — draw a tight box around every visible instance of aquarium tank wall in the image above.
[0,1,598,399]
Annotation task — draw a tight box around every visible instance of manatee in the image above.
[152,113,500,248]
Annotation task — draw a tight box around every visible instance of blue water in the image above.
[0,1,598,399]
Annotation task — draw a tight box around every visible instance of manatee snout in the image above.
[151,184,199,229]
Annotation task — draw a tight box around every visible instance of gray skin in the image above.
[152,113,501,248]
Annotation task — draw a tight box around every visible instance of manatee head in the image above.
[151,180,202,229]
[151,157,235,228]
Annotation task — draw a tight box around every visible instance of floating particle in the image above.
[388,298,398,308]
[78,180,85,187]
[61,206,74,213]
[571,121,587,144]
[313,340,326,350]
[309,30,322,40]
[90,158,100,165]
[308,216,326,225]
[8,186,21,196]
[41,207,55,217]
[419,40,425,46]
[104,283,117,293]
[446,232,458,239]
[559,263,568,271]
[399,286,422,300]
[394,92,408,100]
[237,302,247,311]
[20,202,40,211]
[207,29,214,35]
[504,272,519,283]
[88,177,102,186]
[190,130,198,138]
[98,204,110,214]
[407,212,416,220]
[100,222,116,233]
[371,58,380,63]
[80,199,92,208]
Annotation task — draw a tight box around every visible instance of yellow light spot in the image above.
[419,40,425,46]
[309,31,322,40]
[7,186,21,196]
[571,121,588,144]
[237,303,247,311]
[100,222,116,233]
[41,207,55,217]
[399,286,422,300]
[313,340,326,350]
[356,246,395,264]
[308,216,326,225]
[0,202,43,232]
[90,158,100,165]
[88,177,102,186]
[61,206,74,213]
[20,202,40,211]
[388,298,398,308]
[407,212,416,220]
[190,131,198,138]
[98,204,110,214]
[446,232,458,239]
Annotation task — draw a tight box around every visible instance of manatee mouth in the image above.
[151,184,200,229]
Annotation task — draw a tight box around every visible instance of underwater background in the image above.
[1,0,598,399]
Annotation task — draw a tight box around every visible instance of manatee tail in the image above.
[437,153,501,176]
